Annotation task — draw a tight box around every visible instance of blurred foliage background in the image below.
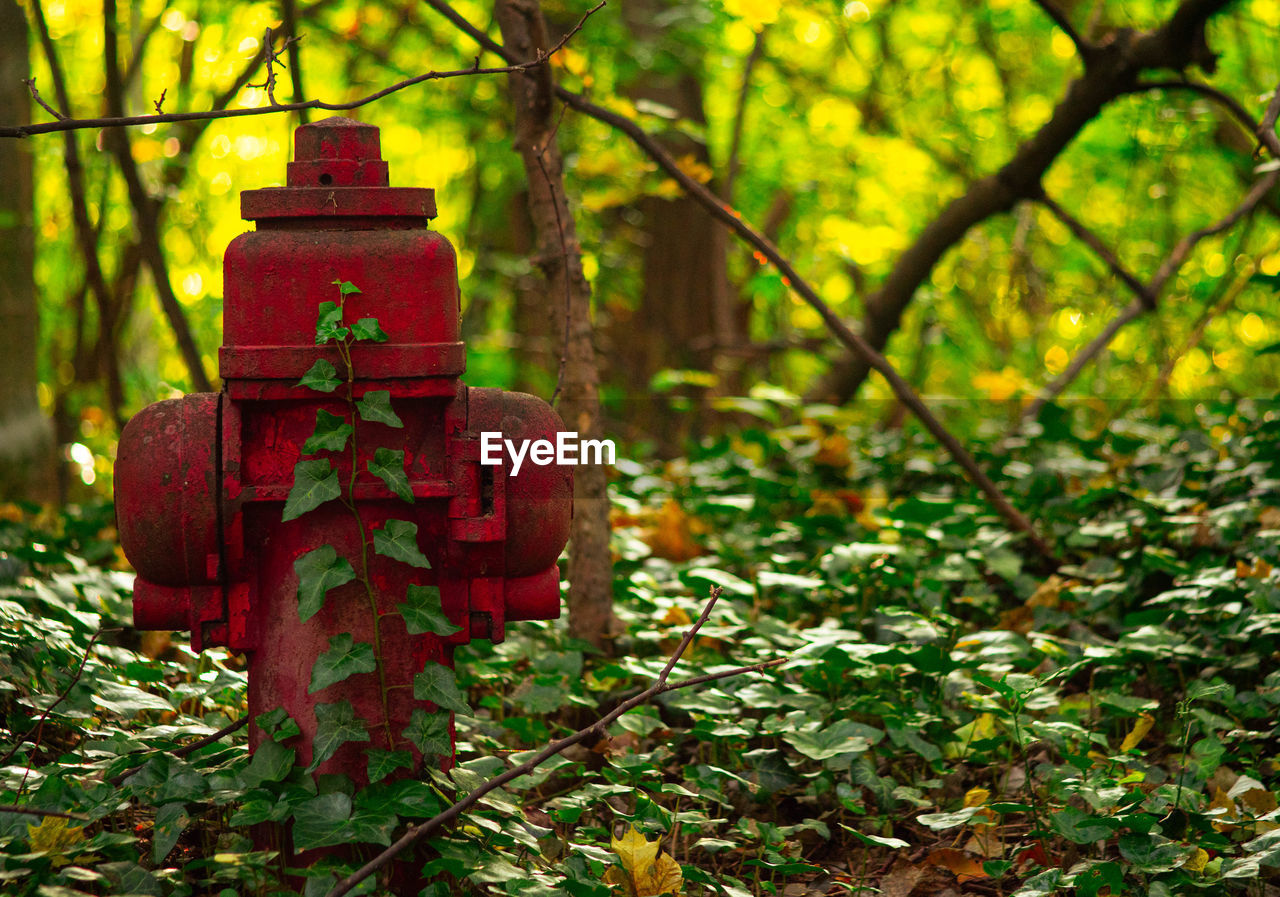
[2,0,1279,501]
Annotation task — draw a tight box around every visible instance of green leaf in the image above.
[315,301,349,344]
[283,459,341,521]
[297,358,342,393]
[403,708,452,758]
[256,708,301,742]
[309,702,371,772]
[152,802,189,864]
[783,720,883,761]
[368,447,413,503]
[356,390,403,428]
[1050,807,1118,845]
[332,279,362,297]
[367,749,413,784]
[398,584,460,636]
[1258,341,1280,357]
[303,410,354,454]
[1075,862,1124,897]
[241,739,296,788]
[413,663,470,713]
[373,519,431,568]
[350,317,389,343]
[309,633,377,694]
[291,792,352,851]
[294,545,356,622]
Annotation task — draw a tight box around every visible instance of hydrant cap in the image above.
[240,117,436,219]
[288,116,389,188]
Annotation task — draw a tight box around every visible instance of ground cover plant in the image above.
[0,397,1278,895]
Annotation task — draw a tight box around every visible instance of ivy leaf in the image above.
[308,701,371,772]
[294,545,356,622]
[403,708,452,758]
[350,317,389,343]
[315,301,349,344]
[356,390,403,428]
[256,708,301,742]
[332,279,362,297]
[303,410,354,454]
[398,584,460,636]
[241,739,296,788]
[309,633,377,694]
[368,447,413,503]
[373,519,431,568]
[298,358,341,393]
[283,459,341,521]
[152,803,190,864]
[413,663,470,713]
[367,749,413,784]
[291,792,352,851]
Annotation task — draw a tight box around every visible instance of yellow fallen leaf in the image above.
[1184,847,1209,873]
[1120,713,1155,752]
[27,816,85,868]
[605,824,684,896]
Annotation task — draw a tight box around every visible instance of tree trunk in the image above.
[496,0,614,650]
[609,0,742,446]
[0,0,56,502]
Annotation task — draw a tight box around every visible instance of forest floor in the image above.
[1,398,1279,896]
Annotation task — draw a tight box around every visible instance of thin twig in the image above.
[428,0,1058,563]
[22,78,63,120]
[106,716,249,786]
[725,27,767,203]
[327,587,785,897]
[0,1,605,139]
[0,806,90,821]
[1019,78,1280,423]
[1130,80,1262,149]
[0,630,106,781]
[1037,194,1154,306]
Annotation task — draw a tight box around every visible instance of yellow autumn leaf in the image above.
[963,787,990,808]
[1120,713,1155,752]
[27,816,85,867]
[972,368,1025,402]
[605,824,684,897]
[723,0,779,30]
[1184,847,1210,873]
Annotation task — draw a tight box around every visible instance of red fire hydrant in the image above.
[114,118,572,790]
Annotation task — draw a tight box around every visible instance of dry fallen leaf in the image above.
[924,847,988,884]
[1120,713,1155,752]
[605,824,684,896]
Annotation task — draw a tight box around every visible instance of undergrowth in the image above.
[1,397,1279,896]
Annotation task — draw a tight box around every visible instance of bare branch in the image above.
[0,806,89,821]
[0,2,606,139]
[1037,194,1154,306]
[1020,77,1280,423]
[0,630,106,772]
[426,0,1059,563]
[326,587,786,897]
[1130,79,1263,150]
[22,77,63,120]
[106,716,249,786]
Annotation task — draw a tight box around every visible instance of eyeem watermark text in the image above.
[480,431,615,476]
